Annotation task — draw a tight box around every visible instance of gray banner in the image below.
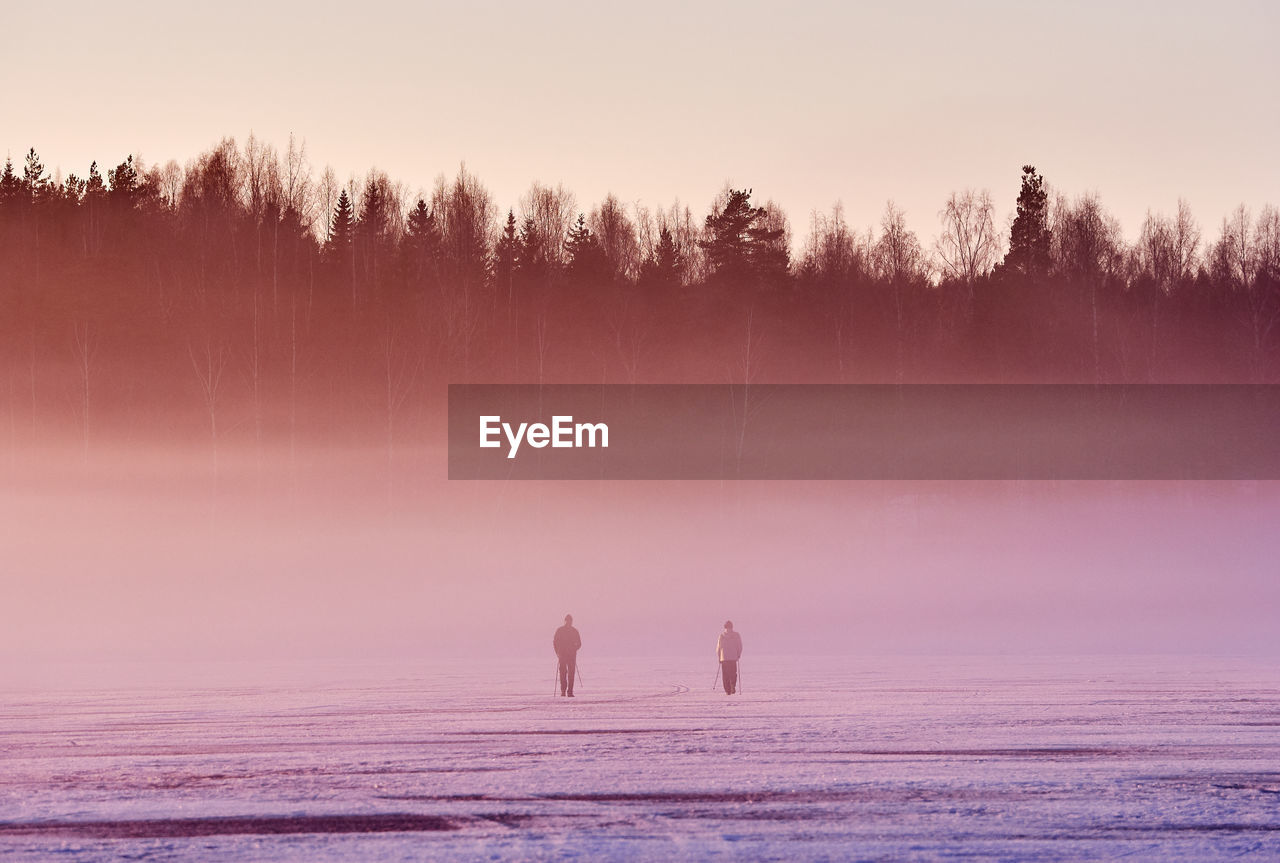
[447,384,1280,480]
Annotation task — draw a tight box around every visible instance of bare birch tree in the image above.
[935,189,1000,288]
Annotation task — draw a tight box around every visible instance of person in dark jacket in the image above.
[717,620,743,695]
[553,614,582,697]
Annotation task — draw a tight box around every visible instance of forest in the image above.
[1,137,1277,453]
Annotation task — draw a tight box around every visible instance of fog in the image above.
[4,441,1276,686]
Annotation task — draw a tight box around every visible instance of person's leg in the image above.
[566,656,577,696]
[723,660,737,694]
[558,657,568,695]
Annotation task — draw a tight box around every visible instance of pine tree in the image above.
[0,157,21,210]
[702,189,755,279]
[325,189,358,303]
[564,213,608,285]
[1000,165,1051,279]
[641,225,681,288]
[82,161,106,255]
[563,214,590,273]
[747,204,789,285]
[493,209,518,291]
[700,188,786,287]
[403,198,440,285]
[62,173,86,204]
[107,156,141,207]
[84,162,105,199]
[357,177,389,243]
[656,226,681,276]
[22,148,48,203]
[325,190,355,258]
[406,199,430,239]
[405,199,438,252]
[517,215,547,285]
[355,175,392,289]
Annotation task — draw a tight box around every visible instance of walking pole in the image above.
[554,662,559,697]
[711,661,721,691]
[576,664,585,691]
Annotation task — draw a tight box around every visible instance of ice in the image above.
[2,655,1279,860]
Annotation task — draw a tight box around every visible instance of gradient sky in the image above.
[4,0,1277,242]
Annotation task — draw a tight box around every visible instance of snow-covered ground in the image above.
[2,655,1278,861]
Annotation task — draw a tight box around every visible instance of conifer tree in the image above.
[0,157,21,209]
[406,199,435,243]
[355,174,393,289]
[517,215,547,285]
[80,161,106,255]
[702,189,755,279]
[403,198,440,286]
[1000,165,1051,279]
[405,199,438,253]
[564,213,608,285]
[749,203,790,285]
[493,209,518,291]
[325,188,358,303]
[655,226,681,276]
[107,156,141,207]
[357,177,390,243]
[84,162,105,199]
[700,188,786,286]
[641,225,682,288]
[62,174,86,203]
[22,148,48,202]
[325,189,355,258]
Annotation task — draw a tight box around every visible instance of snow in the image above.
[2,655,1278,860]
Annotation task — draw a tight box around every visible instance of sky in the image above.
[3,0,1278,243]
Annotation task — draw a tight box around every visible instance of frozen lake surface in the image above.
[2,655,1278,860]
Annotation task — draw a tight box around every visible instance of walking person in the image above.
[717,620,743,695]
[553,614,582,697]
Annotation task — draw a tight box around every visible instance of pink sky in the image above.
[3,0,1277,241]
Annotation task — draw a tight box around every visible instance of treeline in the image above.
[0,138,1277,450]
